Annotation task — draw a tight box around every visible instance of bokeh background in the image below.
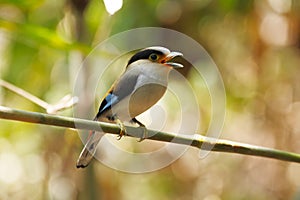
[1,0,300,199]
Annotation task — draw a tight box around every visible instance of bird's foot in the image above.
[115,119,127,140]
[138,126,148,142]
[131,118,148,142]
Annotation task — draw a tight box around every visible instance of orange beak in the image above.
[160,52,184,68]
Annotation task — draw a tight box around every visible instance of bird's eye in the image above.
[149,53,159,61]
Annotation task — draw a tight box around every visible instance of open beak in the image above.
[161,52,184,68]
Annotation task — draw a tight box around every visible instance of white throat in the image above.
[127,60,171,83]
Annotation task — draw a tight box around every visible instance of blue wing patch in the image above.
[95,70,140,119]
[97,93,119,116]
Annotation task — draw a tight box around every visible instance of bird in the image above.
[76,46,184,168]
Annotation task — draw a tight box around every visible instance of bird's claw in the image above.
[130,118,148,142]
[137,126,148,142]
[116,119,126,140]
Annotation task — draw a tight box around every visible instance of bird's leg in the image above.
[131,118,148,142]
[109,115,127,140]
[115,118,127,140]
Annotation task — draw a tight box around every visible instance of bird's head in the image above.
[127,46,184,69]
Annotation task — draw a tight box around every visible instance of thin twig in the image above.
[0,79,50,108]
[0,105,300,164]
[0,79,78,114]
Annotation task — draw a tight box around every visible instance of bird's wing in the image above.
[97,93,119,115]
[96,68,140,117]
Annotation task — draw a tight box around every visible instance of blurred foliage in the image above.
[1,0,300,200]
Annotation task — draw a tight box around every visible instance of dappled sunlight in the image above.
[1,0,300,199]
[0,152,23,184]
[103,0,123,15]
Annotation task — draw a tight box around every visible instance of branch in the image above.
[0,105,300,164]
[0,79,78,114]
